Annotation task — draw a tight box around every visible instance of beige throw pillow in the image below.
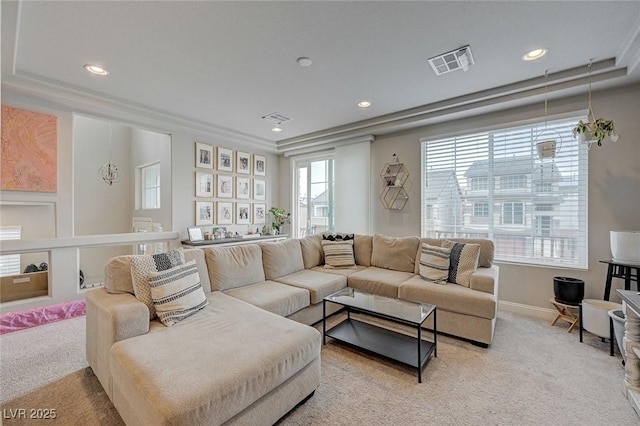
[147,260,208,327]
[130,248,185,319]
[419,243,451,284]
[442,240,480,287]
[322,240,356,269]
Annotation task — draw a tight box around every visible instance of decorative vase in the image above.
[553,277,584,305]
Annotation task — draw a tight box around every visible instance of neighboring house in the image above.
[423,170,464,237]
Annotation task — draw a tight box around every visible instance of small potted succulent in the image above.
[572,118,619,146]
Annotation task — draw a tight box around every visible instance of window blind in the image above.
[0,226,22,276]
[421,116,588,268]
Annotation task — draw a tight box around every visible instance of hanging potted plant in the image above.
[572,118,618,146]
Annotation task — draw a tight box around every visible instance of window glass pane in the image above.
[141,163,161,209]
[421,116,588,268]
[294,158,334,238]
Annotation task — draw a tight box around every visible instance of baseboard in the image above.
[498,300,556,321]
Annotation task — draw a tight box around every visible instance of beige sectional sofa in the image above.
[86,233,498,425]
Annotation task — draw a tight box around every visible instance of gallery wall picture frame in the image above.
[195,201,214,226]
[253,179,266,200]
[236,202,251,225]
[217,202,233,225]
[195,172,214,197]
[253,203,266,225]
[236,151,251,174]
[195,142,214,169]
[217,147,234,172]
[217,174,233,198]
[236,177,251,199]
[253,154,266,176]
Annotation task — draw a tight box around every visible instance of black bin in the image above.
[553,277,584,306]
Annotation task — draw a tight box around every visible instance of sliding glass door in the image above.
[293,156,334,238]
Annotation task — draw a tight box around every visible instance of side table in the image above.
[601,260,639,301]
[549,298,580,333]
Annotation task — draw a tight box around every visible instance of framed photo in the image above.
[195,172,213,197]
[236,177,251,199]
[217,147,234,172]
[195,142,213,169]
[253,179,266,200]
[236,202,251,225]
[253,203,266,224]
[217,174,233,198]
[187,227,204,242]
[217,202,233,225]
[195,201,214,226]
[237,151,251,174]
[253,154,266,176]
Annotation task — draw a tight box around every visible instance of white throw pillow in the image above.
[130,248,185,319]
[419,243,451,284]
[147,260,208,326]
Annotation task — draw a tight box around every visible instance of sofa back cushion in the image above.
[104,248,211,295]
[300,234,324,269]
[371,234,420,273]
[205,244,265,291]
[415,238,494,273]
[261,239,305,280]
[354,234,373,267]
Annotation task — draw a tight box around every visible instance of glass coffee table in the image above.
[323,287,437,383]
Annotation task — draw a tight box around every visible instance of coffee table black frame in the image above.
[323,287,437,383]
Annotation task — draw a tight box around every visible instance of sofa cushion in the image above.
[419,243,451,284]
[347,266,414,298]
[354,234,373,267]
[224,281,310,317]
[110,291,320,425]
[130,248,185,319]
[399,275,497,320]
[371,234,419,273]
[469,265,499,294]
[147,260,208,326]
[261,239,305,280]
[104,248,210,295]
[442,240,480,287]
[300,234,324,269]
[205,245,265,291]
[310,265,368,277]
[322,240,356,269]
[273,270,347,304]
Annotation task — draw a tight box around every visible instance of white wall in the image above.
[371,85,640,309]
[334,141,371,234]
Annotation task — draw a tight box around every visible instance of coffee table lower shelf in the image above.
[325,318,435,381]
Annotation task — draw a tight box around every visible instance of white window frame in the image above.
[420,115,589,269]
[140,162,161,210]
[291,153,335,238]
[0,226,22,277]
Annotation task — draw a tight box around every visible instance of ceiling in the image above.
[2,1,640,153]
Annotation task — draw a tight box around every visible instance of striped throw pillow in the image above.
[419,243,451,284]
[147,260,208,326]
[442,240,480,287]
[322,240,356,269]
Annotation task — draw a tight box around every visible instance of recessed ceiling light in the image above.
[522,48,548,61]
[296,57,313,67]
[358,101,371,108]
[84,64,109,76]
[271,126,283,132]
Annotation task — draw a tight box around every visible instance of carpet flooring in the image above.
[1,311,638,425]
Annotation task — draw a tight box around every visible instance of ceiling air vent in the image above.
[262,112,293,125]
[428,45,474,76]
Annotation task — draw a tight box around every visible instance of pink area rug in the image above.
[0,300,86,335]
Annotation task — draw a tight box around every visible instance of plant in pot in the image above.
[268,207,291,235]
[572,118,618,146]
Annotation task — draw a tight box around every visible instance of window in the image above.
[500,174,527,189]
[293,156,335,237]
[141,163,161,209]
[502,202,524,225]
[0,226,21,277]
[473,202,489,218]
[421,116,588,268]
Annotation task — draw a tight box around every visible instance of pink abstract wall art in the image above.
[1,106,58,192]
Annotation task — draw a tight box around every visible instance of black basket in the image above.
[553,277,584,306]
